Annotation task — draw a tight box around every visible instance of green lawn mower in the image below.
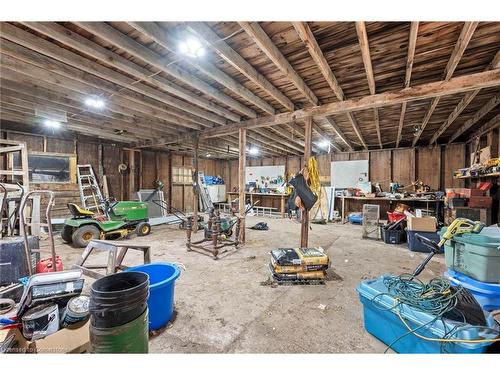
[62,197,151,248]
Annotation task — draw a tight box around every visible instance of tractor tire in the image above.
[72,225,100,248]
[61,225,73,243]
[136,222,151,237]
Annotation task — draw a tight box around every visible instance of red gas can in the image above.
[35,256,63,273]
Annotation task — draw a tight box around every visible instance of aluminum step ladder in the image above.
[77,164,104,213]
[196,172,214,212]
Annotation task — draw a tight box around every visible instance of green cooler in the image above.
[440,227,500,283]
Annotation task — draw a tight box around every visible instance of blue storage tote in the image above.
[356,275,499,353]
[440,227,500,283]
[445,268,500,311]
[407,230,443,253]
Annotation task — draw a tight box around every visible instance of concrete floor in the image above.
[46,216,447,353]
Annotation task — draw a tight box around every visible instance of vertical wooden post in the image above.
[238,128,246,244]
[300,116,312,248]
[128,149,135,199]
[192,137,199,233]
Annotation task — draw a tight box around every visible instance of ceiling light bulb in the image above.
[179,37,205,58]
[44,119,61,128]
[319,140,330,148]
[249,147,259,155]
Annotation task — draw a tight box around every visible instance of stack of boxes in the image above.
[406,216,443,252]
[444,183,493,226]
[270,247,330,282]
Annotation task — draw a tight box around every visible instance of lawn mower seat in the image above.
[67,203,94,218]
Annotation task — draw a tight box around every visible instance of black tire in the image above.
[136,222,151,237]
[61,225,73,243]
[72,225,100,248]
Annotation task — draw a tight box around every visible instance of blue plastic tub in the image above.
[407,230,443,253]
[125,263,180,330]
[445,269,500,311]
[356,275,499,353]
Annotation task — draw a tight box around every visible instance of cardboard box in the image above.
[407,216,437,232]
[0,320,90,354]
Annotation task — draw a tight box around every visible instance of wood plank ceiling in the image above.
[1,21,499,158]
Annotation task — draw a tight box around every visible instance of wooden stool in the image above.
[72,239,151,279]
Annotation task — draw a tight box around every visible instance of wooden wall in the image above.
[213,144,471,192]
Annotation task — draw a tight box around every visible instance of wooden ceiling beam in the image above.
[429,49,500,144]
[355,22,382,149]
[239,22,319,106]
[0,76,183,137]
[0,23,221,128]
[23,22,239,125]
[292,22,361,150]
[471,113,500,139]
[0,41,208,130]
[0,107,137,144]
[75,22,244,122]
[412,22,478,146]
[130,22,275,116]
[200,68,500,138]
[396,22,419,147]
[187,22,294,112]
[448,92,500,143]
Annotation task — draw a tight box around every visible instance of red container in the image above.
[468,196,492,209]
[387,211,406,222]
[35,256,63,273]
[462,188,484,198]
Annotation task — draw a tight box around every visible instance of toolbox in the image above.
[462,189,484,198]
[441,227,500,283]
[468,196,492,209]
[445,269,500,311]
[356,275,499,353]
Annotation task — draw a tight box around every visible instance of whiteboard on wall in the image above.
[245,165,285,185]
[331,160,369,189]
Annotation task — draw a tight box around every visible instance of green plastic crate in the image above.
[440,227,500,283]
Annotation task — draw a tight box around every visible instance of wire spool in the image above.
[118,163,128,173]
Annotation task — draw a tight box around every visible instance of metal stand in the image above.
[186,209,241,260]
[73,239,151,279]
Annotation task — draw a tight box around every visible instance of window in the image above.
[13,153,74,183]
[172,166,192,184]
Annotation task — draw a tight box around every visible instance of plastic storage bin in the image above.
[381,228,406,244]
[441,227,500,283]
[406,230,443,253]
[125,263,181,330]
[445,269,500,311]
[357,275,499,353]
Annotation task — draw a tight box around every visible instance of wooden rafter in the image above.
[396,22,419,147]
[130,22,275,116]
[187,22,294,112]
[292,22,362,150]
[200,68,500,138]
[355,22,381,149]
[0,23,222,128]
[448,92,500,143]
[412,22,478,146]
[239,22,318,105]
[471,113,500,139]
[429,49,500,144]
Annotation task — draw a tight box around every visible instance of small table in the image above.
[73,240,151,279]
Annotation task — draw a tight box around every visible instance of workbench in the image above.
[227,192,289,218]
[337,196,444,223]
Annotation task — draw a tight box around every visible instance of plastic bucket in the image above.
[89,271,149,328]
[125,263,181,330]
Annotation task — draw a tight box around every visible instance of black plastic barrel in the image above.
[89,271,149,328]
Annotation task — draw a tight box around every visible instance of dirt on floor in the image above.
[42,215,447,353]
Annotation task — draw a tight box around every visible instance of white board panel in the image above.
[331,160,369,189]
[245,165,285,187]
